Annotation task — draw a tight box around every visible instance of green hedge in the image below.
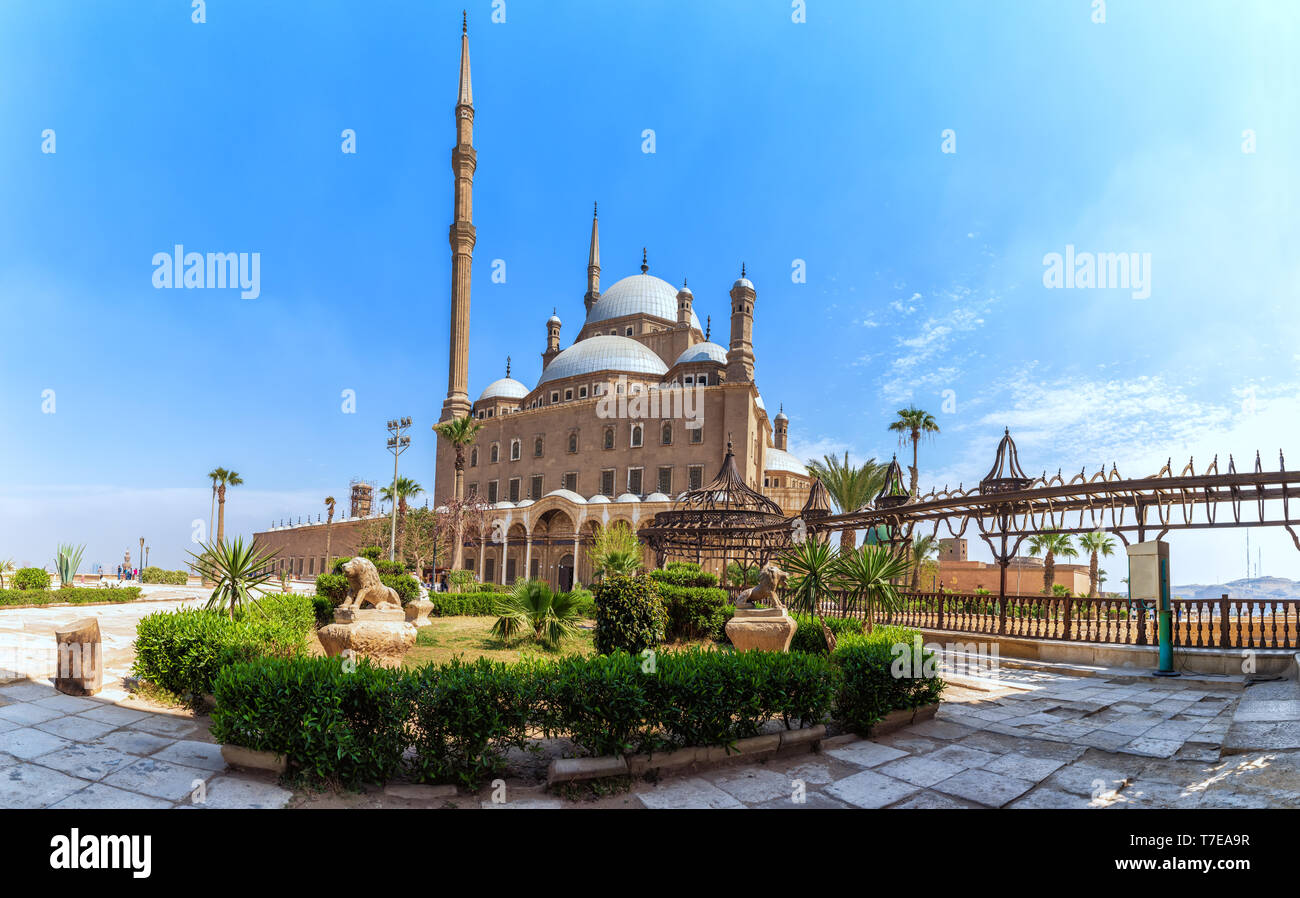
[593,574,666,655]
[213,647,837,787]
[832,627,946,734]
[655,584,732,641]
[0,586,141,606]
[789,613,866,655]
[12,568,51,590]
[427,591,507,616]
[141,567,189,585]
[132,593,316,704]
[648,562,719,588]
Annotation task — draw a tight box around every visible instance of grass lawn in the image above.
[403,615,596,667]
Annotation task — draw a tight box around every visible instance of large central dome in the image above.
[536,334,670,387]
[586,274,702,331]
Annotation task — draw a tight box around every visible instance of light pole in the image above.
[145,546,150,568]
[139,537,145,574]
[387,417,412,563]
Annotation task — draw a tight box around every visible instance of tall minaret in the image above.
[584,202,601,313]
[726,264,756,382]
[441,13,476,423]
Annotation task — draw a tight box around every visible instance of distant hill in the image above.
[1173,576,1300,600]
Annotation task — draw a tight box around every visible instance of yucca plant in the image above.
[780,538,839,617]
[491,579,583,650]
[189,537,278,619]
[833,544,911,633]
[54,543,86,588]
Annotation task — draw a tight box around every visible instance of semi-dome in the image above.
[543,489,586,504]
[478,377,528,402]
[587,494,610,504]
[673,341,727,366]
[644,492,671,503]
[586,274,703,330]
[536,334,669,387]
[764,447,809,477]
[615,493,641,503]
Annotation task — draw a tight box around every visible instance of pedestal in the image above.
[317,608,416,669]
[405,598,434,628]
[725,606,797,653]
[54,617,102,696]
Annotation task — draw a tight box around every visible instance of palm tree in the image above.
[1077,530,1117,598]
[433,415,485,570]
[909,533,940,591]
[1026,532,1077,596]
[805,452,886,551]
[324,496,336,568]
[491,579,583,649]
[380,477,423,561]
[833,544,910,633]
[214,469,243,547]
[587,522,642,580]
[887,406,940,497]
[0,558,13,589]
[207,468,223,542]
[189,537,277,620]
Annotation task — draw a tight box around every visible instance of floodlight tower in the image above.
[387,417,412,562]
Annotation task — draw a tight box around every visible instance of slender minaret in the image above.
[584,202,601,313]
[726,264,756,382]
[542,308,562,369]
[676,278,693,328]
[774,404,788,451]
[441,13,476,423]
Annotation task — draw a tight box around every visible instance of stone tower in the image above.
[726,264,756,383]
[441,14,476,423]
[676,280,694,328]
[584,203,600,313]
[774,405,788,450]
[542,309,562,369]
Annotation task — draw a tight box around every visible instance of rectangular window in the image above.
[564,388,573,401]
[468,482,479,497]
[550,391,560,403]
[506,558,516,583]
[488,480,499,504]
[530,475,543,499]
[508,478,520,503]
[485,560,495,583]
[563,472,578,492]
[627,468,643,495]
[579,386,588,399]
[658,466,673,494]
[600,469,615,497]
[530,558,540,579]
[688,465,704,490]
[690,426,703,444]
[697,374,708,386]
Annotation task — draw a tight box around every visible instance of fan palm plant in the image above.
[909,534,940,591]
[805,452,886,551]
[491,579,583,649]
[1027,532,1077,596]
[1077,530,1116,598]
[433,414,485,570]
[214,469,243,547]
[53,543,86,588]
[781,538,839,617]
[887,406,940,497]
[189,537,277,619]
[833,544,910,632]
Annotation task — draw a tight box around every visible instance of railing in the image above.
[754,589,1299,650]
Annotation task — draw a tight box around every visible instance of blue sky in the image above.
[1,1,1298,585]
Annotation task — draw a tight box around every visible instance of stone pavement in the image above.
[0,594,293,809]
[629,668,1300,809]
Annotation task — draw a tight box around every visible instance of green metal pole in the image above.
[1155,556,1178,676]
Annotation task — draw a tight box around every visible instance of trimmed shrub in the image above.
[648,562,719,589]
[656,584,731,641]
[382,573,420,606]
[407,657,537,789]
[311,595,334,625]
[141,567,188,585]
[789,613,866,655]
[831,628,945,735]
[428,591,505,616]
[212,656,409,786]
[12,567,51,590]
[314,573,348,603]
[593,574,666,655]
[0,586,140,606]
[537,651,658,756]
[132,593,315,703]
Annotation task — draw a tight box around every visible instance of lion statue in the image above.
[737,563,788,612]
[338,557,401,612]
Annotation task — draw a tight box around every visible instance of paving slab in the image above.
[933,768,1036,807]
[0,762,89,808]
[875,754,967,788]
[191,775,292,809]
[48,782,173,810]
[38,743,137,780]
[0,726,73,760]
[36,714,118,741]
[707,767,798,804]
[636,777,744,809]
[825,740,908,768]
[102,757,212,802]
[825,769,920,808]
[93,729,177,757]
[151,740,227,772]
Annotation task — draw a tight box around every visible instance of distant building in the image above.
[935,538,1092,596]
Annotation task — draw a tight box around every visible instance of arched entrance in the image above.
[558,554,574,591]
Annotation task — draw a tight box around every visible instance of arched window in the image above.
[510,439,521,461]
[661,422,672,445]
[631,424,643,448]
[603,427,615,450]
[490,443,500,463]
[470,447,479,467]
[568,432,579,453]
[534,436,544,458]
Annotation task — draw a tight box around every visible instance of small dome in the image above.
[478,377,528,402]
[586,274,703,330]
[542,489,586,504]
[537,334,669,387]
[492,500,515,509]
[514,499,534,508]
[775,407,788,424]
[615,493,641,503]
[547,313,562,326]
[677,282,693,297]
[674,341,727,366]
[644,492,670,503]
[587,494,610,504]
[765,447,808,477]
